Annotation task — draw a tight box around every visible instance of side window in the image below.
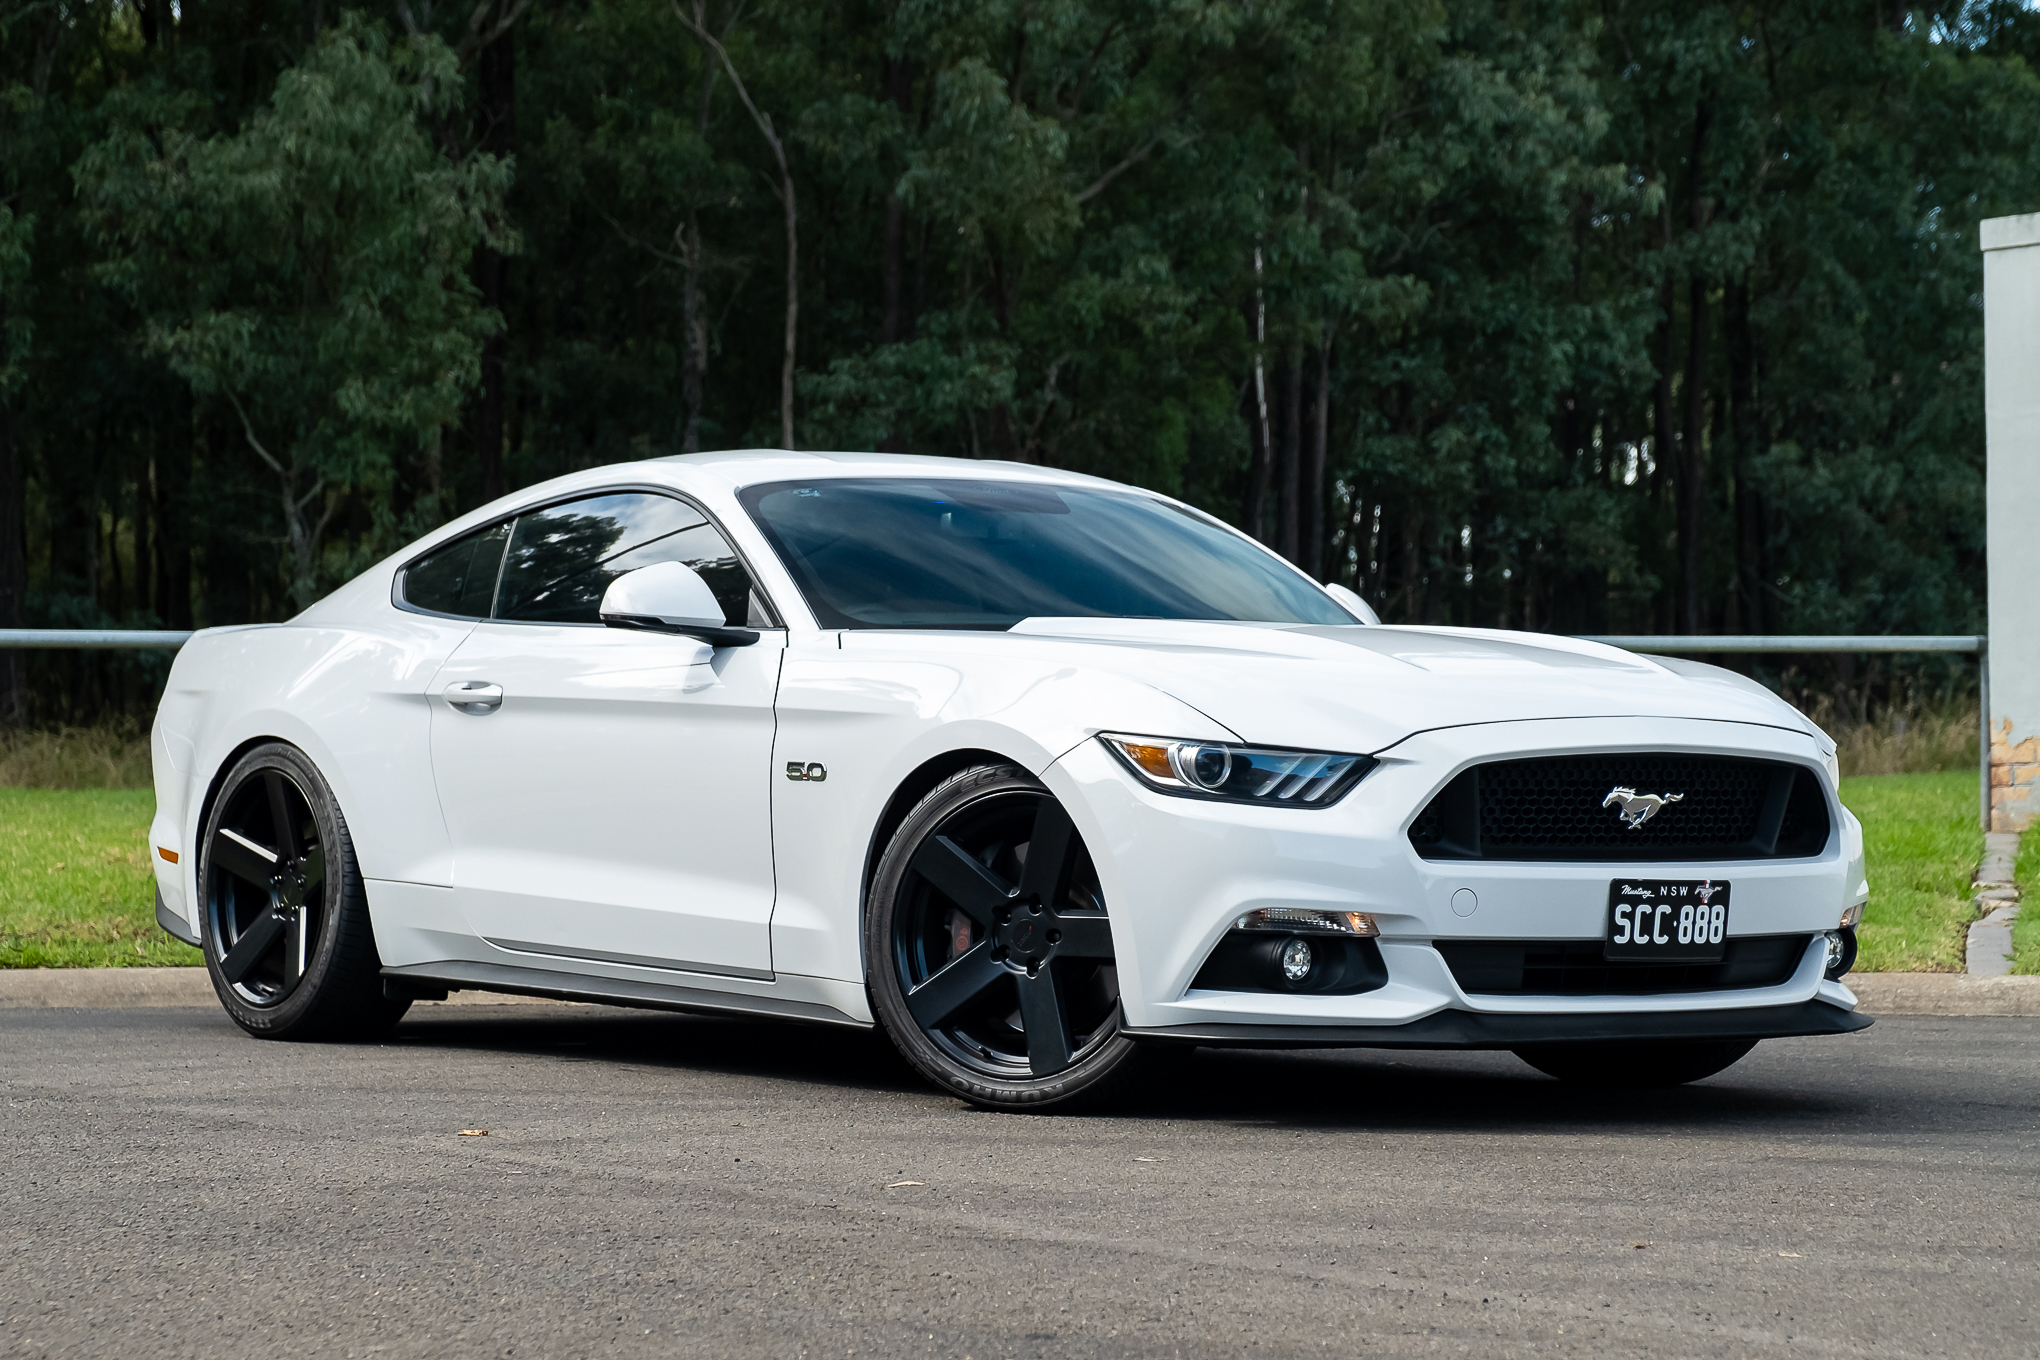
[493,492,768,627]
[402,521,510,618]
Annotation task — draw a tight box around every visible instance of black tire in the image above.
[1511,1039,1758,1087]
[199,742,409,1040]
[866,764,1142,1112]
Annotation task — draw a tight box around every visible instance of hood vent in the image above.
[1408,753,1832,862]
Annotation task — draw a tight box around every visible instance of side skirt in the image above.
[1124,999,1873,1050]
[156,887,201,948]
[381,959,871,1030]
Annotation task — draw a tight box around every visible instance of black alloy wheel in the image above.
[200,743,408,1039]
[1511,1039,1758,1087]
[867,764,1143,1111]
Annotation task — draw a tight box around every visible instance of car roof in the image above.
[657,449,1128,493]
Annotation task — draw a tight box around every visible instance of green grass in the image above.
[2015,826,2040,976]
[0,788,202,968]
[0,771,2028,974]
[1839,770,1981,973]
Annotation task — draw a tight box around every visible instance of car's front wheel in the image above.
[199,742,409,1040]
[1512,1039,1757,1087]
[867,764,1141,1112]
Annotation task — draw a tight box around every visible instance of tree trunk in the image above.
[1241,360,1267,539]
[1726,273,1762,634]
[1679,271,1708,635]
[880,54,913,350]
[881,194,904,347]
[473,18,515,500]
[774,172,796,449]
[1652,209,1675,525]
[681,209,706,453]
[1307,329,1331,579]
[1247,254,1272,541]
[1278,350,1301,563]
[0,395,24,725]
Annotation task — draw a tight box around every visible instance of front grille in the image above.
[1435,935,1810,996]
[1408,753,1832,861]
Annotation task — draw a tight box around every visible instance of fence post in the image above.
[1983,212,2040,835]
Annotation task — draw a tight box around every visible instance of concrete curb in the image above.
[0,967,579,1010]
[4,965,2038,1017]
[1844,971,2040,1016]
[1967,831,2023,976]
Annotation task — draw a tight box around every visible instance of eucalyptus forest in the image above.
[2,1,2037,722]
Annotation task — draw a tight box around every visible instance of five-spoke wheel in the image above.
[200,743,407,1039]
[868,764,1143,1111]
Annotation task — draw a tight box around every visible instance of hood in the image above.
[1004,618,1827,755]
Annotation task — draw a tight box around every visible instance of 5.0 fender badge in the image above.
[1602,785,1684,830]
[785,762,828,782]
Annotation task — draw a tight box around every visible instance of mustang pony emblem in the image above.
[1601,786,1685,830]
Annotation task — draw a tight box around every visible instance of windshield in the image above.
[737,478,1355,630]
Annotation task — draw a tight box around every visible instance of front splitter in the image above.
[1123,998,1872,1049]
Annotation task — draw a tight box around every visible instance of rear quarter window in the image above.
[402,521,510,618]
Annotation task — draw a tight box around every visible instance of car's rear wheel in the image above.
[200,742,409,1040]
[1511,1039,1757,1087]
[867,764,1140,1112]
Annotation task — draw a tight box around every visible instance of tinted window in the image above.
[738,479,1352,629]
[494,492,764,626]
[402,521,510,618]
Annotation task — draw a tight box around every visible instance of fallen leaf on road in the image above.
[1778,1252,1802,1258]
[458,1129,488,1137]
[887,1180,924,1188]
[1631,1242,1650,1249]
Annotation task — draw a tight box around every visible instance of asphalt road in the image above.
[3,1003,2035,1359]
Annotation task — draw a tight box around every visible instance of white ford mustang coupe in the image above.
[149,451,1869,1110]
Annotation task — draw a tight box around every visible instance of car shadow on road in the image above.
[1109,1043,1881,1133]
[386,1004,1925,1134]
[392,1004,931,1097]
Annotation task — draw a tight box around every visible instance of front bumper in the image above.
[1044,716,1867,1037]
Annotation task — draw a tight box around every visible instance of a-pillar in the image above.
[1984,212,2040,833]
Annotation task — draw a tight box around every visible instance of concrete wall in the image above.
[1984,213,2040,832]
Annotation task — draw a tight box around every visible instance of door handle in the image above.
[444,681,504,714]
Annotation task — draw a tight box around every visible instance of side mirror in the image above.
[1323,582,1380,625]
[599,561,759,647]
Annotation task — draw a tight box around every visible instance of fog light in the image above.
[1823,928,1857,980]
[1279,937,1314,982]
[1235,908,1379,937]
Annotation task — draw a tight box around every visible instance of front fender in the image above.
[766,639,1230,985]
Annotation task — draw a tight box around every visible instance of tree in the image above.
[78,15,512,609]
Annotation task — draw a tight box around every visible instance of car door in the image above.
[428,490,785,980]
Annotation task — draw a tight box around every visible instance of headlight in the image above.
[1099,733,1376,807]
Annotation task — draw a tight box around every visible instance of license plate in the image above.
[1606,879,1730,962]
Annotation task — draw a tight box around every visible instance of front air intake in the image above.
[1435,935,1811,995]
[1407,754,1832,862]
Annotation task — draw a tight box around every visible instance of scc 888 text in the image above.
[1677,902,1727,946]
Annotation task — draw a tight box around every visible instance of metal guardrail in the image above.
[0,627,1997,827]
[0,629,195,648]
[1578,634,1985,655]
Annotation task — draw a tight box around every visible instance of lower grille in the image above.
[1434,935,1811,996]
